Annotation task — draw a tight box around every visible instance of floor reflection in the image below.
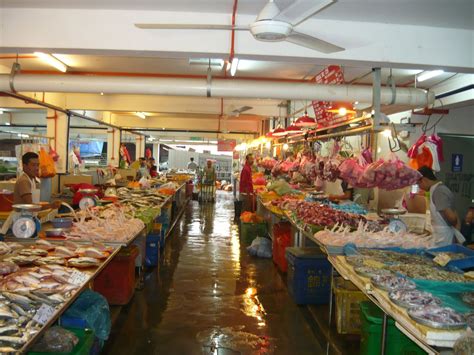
[104,192,321,354]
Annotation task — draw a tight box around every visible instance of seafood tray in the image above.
[389,289,441,309]
[0,240,120,353]
[426,245,474,270]
[408,305,467,330]
[371,275,416,291]
[354,266,392,278]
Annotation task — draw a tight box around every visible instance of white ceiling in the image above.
[0,53,458,89]
[1,0,472,29]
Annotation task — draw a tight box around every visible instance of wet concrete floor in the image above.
[104,192,323,354]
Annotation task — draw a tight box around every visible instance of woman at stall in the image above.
[417,166,465,246]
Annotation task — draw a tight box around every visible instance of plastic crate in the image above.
[240,222,267,245]
[272,222,292,272]
[359,301,425,355]
[93,245,139,305]
[145,234,161,267]
[58,315,88,329]
[27,328,95,355]
[426,244,474,270]
[152,222,162,234]
[157,203,172,224]
[285,247,332,305]
[334,278,368,334]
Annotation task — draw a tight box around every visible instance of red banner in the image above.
[218,139,237,152]
[311,65,347,128]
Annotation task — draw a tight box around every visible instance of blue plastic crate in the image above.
[145,234,161,267]
[160,223,169,248]
[426,244,474,270]
[285,247,332,305]
[58,314,88,329]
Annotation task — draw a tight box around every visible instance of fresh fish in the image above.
[53,246,76,258]
[34,257,66,266]
[8,303,28,317]
[82,248,106,259]
[48,294,65,304]
[0,325,19,336]
[18,249,48,257]
[34,240,55,251]
[0,242,12,256]
[67,257,100,267]
[0,335,26,344]
[21,292,52,306]
[12,275,40,287]
[2,293,36,309]
[0,308,17,320]
[4,255,39,266]
[0,346,17,353]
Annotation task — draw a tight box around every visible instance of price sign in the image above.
[33,304,56,325]
[68,270,89,285]
[311,65,346,128]
[433,253,451,267]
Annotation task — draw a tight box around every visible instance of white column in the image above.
[152,143,159,161]
[46,109,69,174]
[107,128,121,167]
[135,136,145,160]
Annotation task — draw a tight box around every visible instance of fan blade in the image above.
[135,23,248,30]
[274,0,335,26]
[236,106,253,113]
[286,31,344,53]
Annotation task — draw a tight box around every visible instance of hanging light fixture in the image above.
[326,103,356,116]
[295,113,317,128]
[271,127,288,137]
[285,124,302,135]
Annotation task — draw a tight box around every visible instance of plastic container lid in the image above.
[286,247,325,259]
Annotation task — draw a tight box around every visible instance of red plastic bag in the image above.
[39,148,56,178]
[49,146,59,162]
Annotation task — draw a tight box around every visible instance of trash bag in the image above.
[31,326,79,352]
[62,289,111,341]
[247,237,272,258]
[39,147,56,178]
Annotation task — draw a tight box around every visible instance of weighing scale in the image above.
[11,204,42,238]
[78,188,99,210]
[381,208,408,233]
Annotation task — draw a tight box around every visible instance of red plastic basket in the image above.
[93,245,139,305]
[272,222,292,272]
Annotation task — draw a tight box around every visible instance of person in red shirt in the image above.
[239,153,254,212]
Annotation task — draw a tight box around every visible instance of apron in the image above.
[28,175,41,204]
[429,182,465,247]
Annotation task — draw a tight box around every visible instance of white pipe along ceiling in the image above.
[0,74,434,107]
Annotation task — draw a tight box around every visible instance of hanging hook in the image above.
[388,122,401,152]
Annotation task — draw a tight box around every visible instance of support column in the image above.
[46,109,69,174]
[135,136,145,160]
[152,143,159,161]
[107,128,121,167]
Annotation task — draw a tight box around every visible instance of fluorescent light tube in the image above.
[230,58,239,77]
[34,52,68,72]
[417,70,444,82]
[135,112,146,119]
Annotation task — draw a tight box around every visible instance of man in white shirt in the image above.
[187,157,198,171]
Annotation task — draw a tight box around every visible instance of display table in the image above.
[256,196,463,354]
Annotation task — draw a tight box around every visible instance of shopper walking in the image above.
[239,153,254,212]
[187,157,198,171]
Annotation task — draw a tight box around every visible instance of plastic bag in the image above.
[267,179,292,196]
[247,237,272,258]
[39,147,56,178]
[49,145,59,162]
[31,326,79,352]
[62,289,111,341]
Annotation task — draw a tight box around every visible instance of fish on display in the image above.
[18,249,48,257]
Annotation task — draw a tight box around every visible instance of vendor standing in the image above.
[14,152,40,204]
[239,153,254,212]
[417,166,465,246]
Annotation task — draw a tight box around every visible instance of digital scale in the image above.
[78,188,99,210]
[381,208,408,233]
[11,204,42,238]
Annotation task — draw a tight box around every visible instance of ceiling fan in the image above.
[229,105,253,117]
[135,0,344,53]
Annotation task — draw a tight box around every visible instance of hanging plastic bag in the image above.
[39,147,56,178]
[49,145,59,162]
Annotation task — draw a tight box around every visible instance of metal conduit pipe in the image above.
[0,74,435,106]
